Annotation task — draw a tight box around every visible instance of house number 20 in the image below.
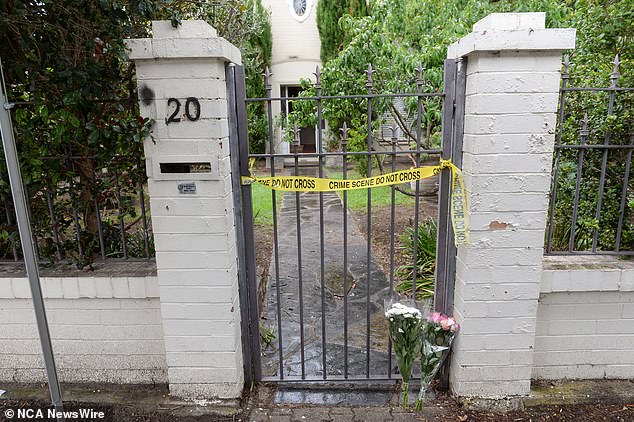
[165,97,201,125]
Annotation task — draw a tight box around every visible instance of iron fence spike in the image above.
[313,66,321,86]
[611,54,621,81]
[390,121,398,142]
[264,67,272,89]
[580,112,589,137]
[416,63,424,84]
[293,124,300,146]
[340,122,349,143]
[366,64,374,88]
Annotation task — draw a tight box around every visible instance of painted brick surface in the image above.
[534,261,634,379]
[126,20,243,400]
[0,292,166,384]
[447,13,574,398]
[466,51,563,74]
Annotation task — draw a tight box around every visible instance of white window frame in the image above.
[288,0,313,22]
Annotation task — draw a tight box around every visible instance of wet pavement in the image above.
[261,166,393,379]
[246,384,428,422]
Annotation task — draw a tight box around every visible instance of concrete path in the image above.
[261,166,392,379]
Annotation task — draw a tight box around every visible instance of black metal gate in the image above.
[227,59,466,385]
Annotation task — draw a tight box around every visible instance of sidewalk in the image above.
[243,381,634,422]
[1,380,634,421]
[244,384,440,422]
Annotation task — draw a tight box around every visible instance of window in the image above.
[293,0,306,16]
[288,0,312,22]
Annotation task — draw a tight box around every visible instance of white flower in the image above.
[385,303,422,319]
[398,328,404,333]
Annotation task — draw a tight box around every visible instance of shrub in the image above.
[397,218,437,299]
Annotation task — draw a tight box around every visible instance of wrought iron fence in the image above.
[0,154,153,266]
[0,96,154,267]
[546,55,634,256]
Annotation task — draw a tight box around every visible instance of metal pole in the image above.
[0,58,65,421]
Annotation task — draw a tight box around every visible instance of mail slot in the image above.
[153,155,220,181]
[160,162,212,174]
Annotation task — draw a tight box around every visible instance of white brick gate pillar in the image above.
[125,21,243,399]
[446,13,575,398]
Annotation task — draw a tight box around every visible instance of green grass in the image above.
[251,182,283,226]
[250,167,415,224]
[327,168,415,210]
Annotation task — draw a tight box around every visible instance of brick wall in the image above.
[126,21,244,400]
[447,13,575,397]
[533,256,634,379]
[0,277,166,383]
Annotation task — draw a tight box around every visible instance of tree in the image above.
[0,0,272,264]
[317,0,369,64]
[241,0,273,154]
[293,0,633,249]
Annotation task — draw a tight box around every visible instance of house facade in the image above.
[261,0,322,156]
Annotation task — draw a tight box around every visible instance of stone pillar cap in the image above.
[124,20,241,65]
[447,12,575,59]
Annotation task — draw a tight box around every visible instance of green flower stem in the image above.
[402,382,409,408]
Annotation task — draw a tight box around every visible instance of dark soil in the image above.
[0,398,237,421]
[427,390,634,422]
[254,225,273,279]
[254,223,273,316]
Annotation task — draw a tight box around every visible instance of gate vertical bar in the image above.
[435,59,457,315]
[443,57,466,317]
[365,65,374,378]
[435,57,466,390]
[265,68,285,380]
[292,126,306,380]
[0,58,65,420]
[315,67,328,380]
[387,123,398,379]
[228,64,262,384]
[341,124,350,379]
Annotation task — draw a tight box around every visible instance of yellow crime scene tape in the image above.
[242,159,469,245]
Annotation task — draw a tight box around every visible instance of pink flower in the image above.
[428,312,443,324]
[440,317,451,331]
[451,322,461,333]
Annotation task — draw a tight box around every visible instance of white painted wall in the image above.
[0,276,166,384]
[447,13,575,398]
[126,21,244,400]
[261,0,321,155]
[534,256,634,380]
[262,0,320,69]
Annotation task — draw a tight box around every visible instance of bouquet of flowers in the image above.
[415,312,460,410]
[385,302,424,408]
